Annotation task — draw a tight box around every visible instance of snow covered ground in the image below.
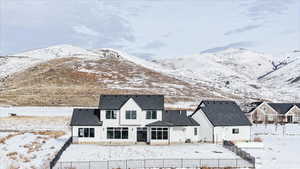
[59,144,238,161]
[238,124,300,169]
[0,131,69,169]
[0,106,76,117]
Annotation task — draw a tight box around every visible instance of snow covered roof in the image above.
[70,109,102,126]
[147,110,199,126]
[99,95,164,110]
[193,100,252,127]
[268,103,296,114]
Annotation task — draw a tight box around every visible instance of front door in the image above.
[137,127,147,142]
[287,116,293,123]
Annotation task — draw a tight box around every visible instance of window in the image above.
[146,110,157,119]
[232,128,239,134]
[151,128,168,140]
[126,111,137,119]
[194,128,197,136]
[106,110,116,119]
[78,128,95,137]
[107,127,128,139]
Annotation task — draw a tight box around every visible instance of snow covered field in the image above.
[0,131,69,169]
[239,124,300,169]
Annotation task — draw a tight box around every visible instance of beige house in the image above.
[249,102,300,123]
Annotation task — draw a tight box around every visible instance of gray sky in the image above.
[0,0,299,58]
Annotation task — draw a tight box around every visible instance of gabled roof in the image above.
[147,110,200,127]
[70,109,102,126]
[294,104,300,109]
[268,103,294,114]
[99,95,164,110]
[192,100,251,127]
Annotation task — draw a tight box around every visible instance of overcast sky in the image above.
[0,0,299,58]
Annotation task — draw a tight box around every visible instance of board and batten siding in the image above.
[191,109,214,142]
[169,126,200,143]
[213,126,251,143]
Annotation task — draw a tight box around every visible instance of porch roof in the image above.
[146,121,175,126]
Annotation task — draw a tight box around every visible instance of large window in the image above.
[232,128,239,134]
[106,110,116,119]
[107,127,128,139]
[146,110,157,119]
[78,128,95,137]
[126,111,137,119]
[151,128,168,140]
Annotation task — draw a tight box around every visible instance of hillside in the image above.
[0,45,299,107]
[157,48,300,102]
[0,45,236,107]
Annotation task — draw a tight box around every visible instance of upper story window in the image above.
[106,110,116,119]
[126,110,137,119]
[146,110,157,119]
[232,128,239,134]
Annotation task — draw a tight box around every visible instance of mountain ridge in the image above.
[0,45,299,107]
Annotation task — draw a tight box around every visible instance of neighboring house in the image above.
[70,95,200,145]
[249,102,300,123]
[191,100,252,143]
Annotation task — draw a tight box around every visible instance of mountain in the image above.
[0,45,299,107]
[0,45,233,108]
[157,48,300,102]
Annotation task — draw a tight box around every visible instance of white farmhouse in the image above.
[191,100,252,143]
[70,95,200,145]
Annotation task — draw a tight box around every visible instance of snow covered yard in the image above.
[239,124,300,169]
[0,131,69,169]
[59,143,239,161]
[54,143,254,169]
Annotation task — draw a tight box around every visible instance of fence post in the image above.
[199,159,201,168]
[218,159,220,168]
[162,159,165,168]
[125,160,127,169]
[181,158,183,168]
[107,160,109,169]
[144,159,146,168]
[236,159,238,168]
[89,161,91,169]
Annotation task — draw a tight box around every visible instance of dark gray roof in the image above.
[268,103,294,114]
[147,110,200,127]
[146,121,175,126]
[70,109,102,126]
[192,100,251,127]
[99,95,164,110]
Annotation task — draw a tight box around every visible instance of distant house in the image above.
[191,100,252,143]
[70,95,200,145]
[249,102,300,123]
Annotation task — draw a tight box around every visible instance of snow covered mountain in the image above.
[157,48,300,102]
[0,45,299,107]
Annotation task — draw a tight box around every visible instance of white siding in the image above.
[214,126,251,142]
[169,126,200,143]
[73,126,138,144]
[191,109,214,142]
